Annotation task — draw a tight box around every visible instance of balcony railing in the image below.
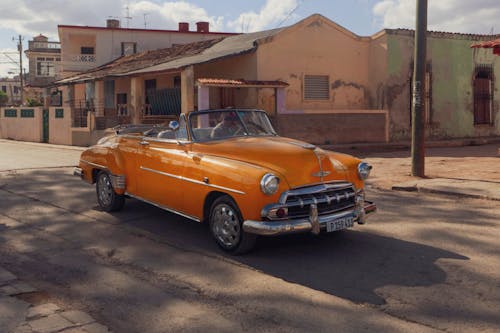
[30,41,61,50]
[70,54,96,63]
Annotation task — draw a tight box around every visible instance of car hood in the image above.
[195,136,358,189]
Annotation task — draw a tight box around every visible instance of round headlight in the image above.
[357,162,372,180]
[260,173,280,195]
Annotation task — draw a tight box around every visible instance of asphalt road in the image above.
[0,139,499,332]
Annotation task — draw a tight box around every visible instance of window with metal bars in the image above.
[304,75,330,100]
[473,65,493,125]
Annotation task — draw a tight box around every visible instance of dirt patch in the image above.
[339,143,500,190]
[15,291,51,305]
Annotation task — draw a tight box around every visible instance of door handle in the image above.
[139,140,149,146]
[192,154,202,162]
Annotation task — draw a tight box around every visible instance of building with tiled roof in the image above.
[13,14,500,146]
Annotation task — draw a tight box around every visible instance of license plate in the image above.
[326,216,354,232]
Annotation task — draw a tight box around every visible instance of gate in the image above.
[146,88,181,116]
[42,109,49,143]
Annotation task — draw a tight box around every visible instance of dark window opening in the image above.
[81,47,95,55]
[145,79,157,104]
[173,76,181,88]
[116,93,127,105]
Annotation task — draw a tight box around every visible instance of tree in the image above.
[0,91,8,106]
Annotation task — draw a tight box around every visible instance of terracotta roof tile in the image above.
[197,78,288,87]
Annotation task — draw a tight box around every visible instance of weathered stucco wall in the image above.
[385,31,500,141]
[195,53,260,110]
[0,107,43,142]
[256,15,372,112]
[48,107,72,145]
[368,33,389,110]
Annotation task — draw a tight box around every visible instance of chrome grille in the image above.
[281,182,356,218]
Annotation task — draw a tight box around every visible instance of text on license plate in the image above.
[326,216,354,232]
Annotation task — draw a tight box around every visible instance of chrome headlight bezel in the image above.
[357,162,372,180]
[260,173,280,195]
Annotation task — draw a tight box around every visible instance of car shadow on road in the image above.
[232,230,468,305]
[116,201,469,306]
[105,196,471,307]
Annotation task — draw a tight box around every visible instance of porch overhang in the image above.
[471,38,500,56]
[196,78,289,88]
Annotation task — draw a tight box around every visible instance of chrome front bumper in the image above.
[243,201,376,236]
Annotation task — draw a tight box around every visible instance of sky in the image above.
[0,0,499,77]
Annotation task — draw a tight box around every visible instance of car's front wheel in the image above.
[209,195,256,254]
[96,171,125,212]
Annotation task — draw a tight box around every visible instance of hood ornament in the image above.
[312,148,331,181]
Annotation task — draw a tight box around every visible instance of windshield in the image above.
[189,110,277,141]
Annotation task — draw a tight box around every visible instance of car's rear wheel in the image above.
[96,171,125,212]
[209,195,256,254]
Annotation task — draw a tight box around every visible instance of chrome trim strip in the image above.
[140,166,246,195]
[125,192,201,223]
[80,160,107,170]
[284,141,316,150]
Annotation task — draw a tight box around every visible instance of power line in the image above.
[276,0,303,28]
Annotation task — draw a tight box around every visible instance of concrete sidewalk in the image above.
[391,178,500,201]
[359,142,500,201]
[0,267,110,333]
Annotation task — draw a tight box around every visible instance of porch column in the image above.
[130,77,143,124]
[94,80,104,116]
[197,85,210,127]
[197,85,209,111]
[181,66,194,114]
[276,87,286,114]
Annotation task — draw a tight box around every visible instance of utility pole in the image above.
[16,35,24,105]
[411,0,427,177]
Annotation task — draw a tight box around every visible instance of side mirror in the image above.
[169,120,179,131]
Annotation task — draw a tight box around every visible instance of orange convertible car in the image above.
[74,109,376,254]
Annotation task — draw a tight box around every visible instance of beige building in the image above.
[0,77,21,106]
[58,20,235,79]
[25,34,61,88]
[56,14,390,145]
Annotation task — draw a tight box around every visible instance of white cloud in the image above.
[0,48,22,79]
[227,0,299,32]
[373,0,500,34]
[129,1,225,31]
[0,0,123,40]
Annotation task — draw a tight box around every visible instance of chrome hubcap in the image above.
[97,174,113,206]
[212,204,240,248]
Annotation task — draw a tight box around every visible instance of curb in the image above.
[0,139,86,152]
[390,182,500,201]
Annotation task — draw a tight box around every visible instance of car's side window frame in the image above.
[175,114,190,142]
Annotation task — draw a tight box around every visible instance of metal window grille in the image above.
[4,109,17,117]
[473,64,493,125]
[20,109,34,118]
[304,75,330,100]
